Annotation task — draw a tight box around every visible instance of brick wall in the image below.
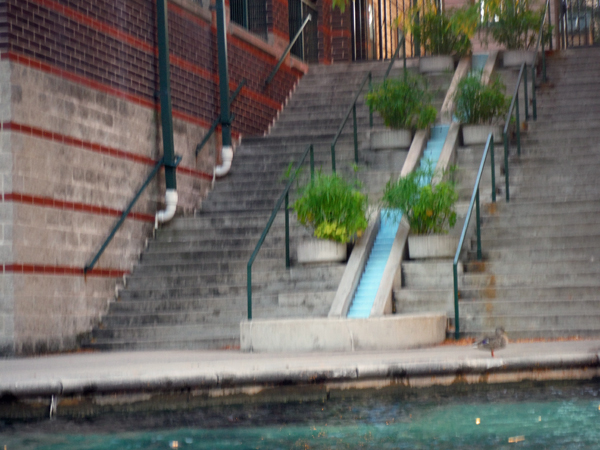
[0,0,310,354]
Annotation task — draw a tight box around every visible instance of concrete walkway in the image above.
[2,339,600,398]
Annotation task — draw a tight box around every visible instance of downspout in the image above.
[155,0,178,228]
[214,0,233,178]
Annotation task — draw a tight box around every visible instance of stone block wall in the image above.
[0,0,309,354]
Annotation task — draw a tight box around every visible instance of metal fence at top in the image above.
[289,0,319,62]
[560,0,600,47]
[230,0,268,40]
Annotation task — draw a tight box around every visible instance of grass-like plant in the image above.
[293,172,369,244]
[382,165,458,235]
[482,0,544,50]
[366,74,437,130]
[454,72,510,125]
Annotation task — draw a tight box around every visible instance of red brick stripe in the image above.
[1,121,213,181]
[3,263,128,278]
[4,192,155,223]
[27,0,292,111]
[332,30,351,38]
[1,51,249,141]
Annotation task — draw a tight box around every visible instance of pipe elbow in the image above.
[155,189,178,228]
[214,145,233,177]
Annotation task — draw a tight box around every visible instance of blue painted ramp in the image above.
[346,124,450,318]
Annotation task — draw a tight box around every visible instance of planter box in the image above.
[419,55,455,73]
[297,238,347,264]
[502,50,536,68]
[370,128,412,151]
[408,234,460,259]
[462,124,503,146]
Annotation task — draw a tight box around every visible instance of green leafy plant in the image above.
[394,2,478,57]
[293,172,369,243]
[382,165,458,235]
[366,74,437,130]
[454,72,510,124]
[482,0,544,50]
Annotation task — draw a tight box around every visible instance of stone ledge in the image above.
[240,313,446,352]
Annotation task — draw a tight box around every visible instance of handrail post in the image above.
[368,72,373,128]
[247,264,252,320]
[476,188,482,260]
[491,138,496,203]
[524,64,529,120]
[516,91,521,156]
[532,64,537,120]
[331,143,336,173]
[542,36,547,82]
[503,132,510,202]
[403,38,407,81]
[285,192,290,268]
[548,0,553,50]
[310,144,314,179]
[453,263,460,339]
[353,103,358,164]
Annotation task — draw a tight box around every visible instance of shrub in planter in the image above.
[366,74,437,131]
[396,2,478,57]
[482,0,544,50]
[381,165,458,235]
[293,172,369,244]
[454,72,510,125]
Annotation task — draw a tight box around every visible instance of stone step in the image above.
[393,288,453,314]
[101,304,331,328]
[140,246,285,264]
[460,298,600,316]
[120,277,345,301]
[464,259,600,276]
[125,265,346,290]
[478,221,600,240]
[458,284,600,301]
[479,246,600,264]
[111,294,279,313]
[459,314,600,336]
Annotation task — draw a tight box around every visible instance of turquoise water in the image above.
[2,382,599,449]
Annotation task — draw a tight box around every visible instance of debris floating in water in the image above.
[475,418,481,425]
[508,436,525,443]
[169,441,179,449]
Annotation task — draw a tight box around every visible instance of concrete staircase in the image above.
[397,48,600,339]
[87,61,453,350]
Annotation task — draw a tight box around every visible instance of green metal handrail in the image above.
[246,144,314,320]
[84,155,182,275]
[330,71,372,172]
[195,79,246,157]
[531,0,551,121]
[502,62,527,202]
[383,35,406,82]
[452,133,496,339]
[264,14,312,87]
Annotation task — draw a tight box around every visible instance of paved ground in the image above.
[1,339,599,397]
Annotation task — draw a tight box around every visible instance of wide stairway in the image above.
[458,47,600,338]
[87,61,452,350]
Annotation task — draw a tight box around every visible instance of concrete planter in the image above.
[408,234,460,259]
[462,124,503,145]
[370,128,413,151]
[502,50,536,68]
[419,55,455,73]
[297,237,347,264]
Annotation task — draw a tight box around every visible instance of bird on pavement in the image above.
[475,327,508,357]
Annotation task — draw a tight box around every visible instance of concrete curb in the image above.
[2,348,599,398]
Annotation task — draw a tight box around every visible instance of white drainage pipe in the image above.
[155,189,178,228]
[214,145,233,178]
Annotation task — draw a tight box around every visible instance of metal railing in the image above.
[195,79,246,157]
[84,155,182,275]
[264,14,312,87]
[452,133,496,339]
[246,144,314,319]
[383,35,406,82]
[502,62,528,202]
[330,71,372,172]
[531,0,551,121]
